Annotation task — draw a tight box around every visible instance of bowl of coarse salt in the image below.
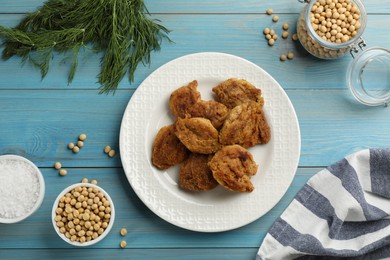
[0,154,45,223]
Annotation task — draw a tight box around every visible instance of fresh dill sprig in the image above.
[0,0,171,94]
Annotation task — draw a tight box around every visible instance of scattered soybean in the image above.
[108,150,116,158]
[120,228,128,236]
[59,169,68,176]
[120,240,127,248]
[79,134,87,141]
[54,162,62,170]
[104,145,111,154]
[77,141,84,148]
[72,146,80,153]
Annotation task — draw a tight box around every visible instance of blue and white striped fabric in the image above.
[257,149,390,260]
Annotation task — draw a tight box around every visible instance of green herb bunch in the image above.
[0,0,170,93]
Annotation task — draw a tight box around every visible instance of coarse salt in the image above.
[0,157,41,219]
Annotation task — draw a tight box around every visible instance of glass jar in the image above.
[347,47,390,106]
[297,0,390,106]
[297,0,367,59]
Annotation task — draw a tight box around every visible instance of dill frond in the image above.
[0,0,171,94]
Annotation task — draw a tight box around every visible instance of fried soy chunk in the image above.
[188,100,229,129]
[152,125,188,169]
[208,145,258,192]
[179,153,218,191]
[258,107,271,144]
[219,101,270,148]
[212,78,264,108]
[169,80,201,118]
[174,117,220,154]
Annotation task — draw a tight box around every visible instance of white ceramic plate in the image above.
[119,52,301,232]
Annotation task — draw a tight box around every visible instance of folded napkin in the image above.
[257,149,390,260]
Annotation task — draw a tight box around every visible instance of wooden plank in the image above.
[0,14,389,91]
[0,248,259,260]
[0,168,313,249]
[0,89,389,167]
[146,0,390,14]
[0,89,131,167]
[289,89,390,166]
[0,0,389,14]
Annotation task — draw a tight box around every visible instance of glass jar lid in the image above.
[347,47,390,106]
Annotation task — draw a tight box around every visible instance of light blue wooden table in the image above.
[1,0,390,259]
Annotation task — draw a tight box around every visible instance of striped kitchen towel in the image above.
[257,148,390,260]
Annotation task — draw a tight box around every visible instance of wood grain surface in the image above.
[1,0,390,259]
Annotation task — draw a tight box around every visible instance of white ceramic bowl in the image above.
[0,154,45,224]
[52,183,115,246]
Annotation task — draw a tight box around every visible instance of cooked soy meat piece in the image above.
[174,117,220,154]
[152,124,188,169]
[169,80,201,118]
[212,78,264,108]
[208,145,258,192]
[188,100,229,129]
[219,101,270,148]
[179,153,218,191]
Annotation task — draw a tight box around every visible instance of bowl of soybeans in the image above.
[52,183,115,246]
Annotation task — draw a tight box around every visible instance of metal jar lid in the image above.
[347,47,390,106]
